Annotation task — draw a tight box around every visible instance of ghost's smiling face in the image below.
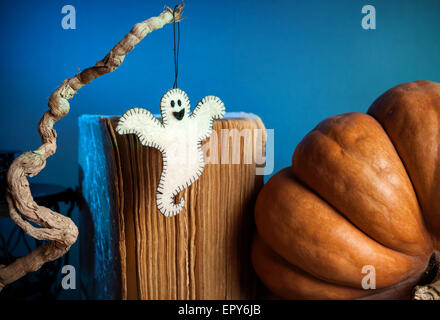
[160,88,190,125]
[171,99,185,120]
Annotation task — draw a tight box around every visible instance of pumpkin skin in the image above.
[252,80,440,299]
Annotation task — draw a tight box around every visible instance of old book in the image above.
[79,113,266,299]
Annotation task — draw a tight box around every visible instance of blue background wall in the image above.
[1,0,439,186]
[0,0,439,298]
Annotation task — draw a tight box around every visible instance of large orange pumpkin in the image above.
[252,80,440,299]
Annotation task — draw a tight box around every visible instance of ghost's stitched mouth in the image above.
[172,108,185,120]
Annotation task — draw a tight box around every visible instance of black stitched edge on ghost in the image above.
[116,107,166,152]
[158,94,226,216]
[118,91,225,217]
[155,147,206,217]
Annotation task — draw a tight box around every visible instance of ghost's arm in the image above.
[190,96,225,141]
[116,107,166,151]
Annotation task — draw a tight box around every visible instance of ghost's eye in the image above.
[178,99,182,107]
[171,100,175,108]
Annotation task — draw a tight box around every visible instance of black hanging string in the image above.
[172,5,180,89]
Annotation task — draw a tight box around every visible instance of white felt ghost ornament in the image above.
[116,88,225,217]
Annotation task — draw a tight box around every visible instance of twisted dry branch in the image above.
[0,2,184,291]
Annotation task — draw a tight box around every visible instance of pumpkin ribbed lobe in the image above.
[251,234,424,300]
[252,80,440,300]
[291,112,432,258]
[254,168,428,297]
[368,80,440,248]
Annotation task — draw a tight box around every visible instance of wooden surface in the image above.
[100,115,266,299]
